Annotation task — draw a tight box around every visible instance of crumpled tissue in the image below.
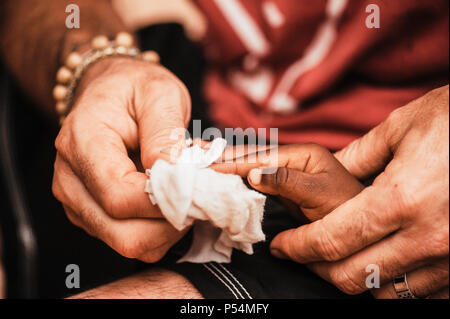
[144,138,266,263]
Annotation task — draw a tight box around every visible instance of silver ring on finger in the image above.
[393,273,418,299]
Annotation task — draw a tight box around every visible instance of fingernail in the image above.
[248,168,262,185]
[261,167,277,175]
[270,248,288,259]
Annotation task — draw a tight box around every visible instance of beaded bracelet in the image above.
[53,32,160,124]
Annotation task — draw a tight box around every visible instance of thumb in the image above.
[136,75,191,168]
[334,114,399,180]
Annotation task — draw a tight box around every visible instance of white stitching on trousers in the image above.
[203,263,241,299]
[217,263,253,299]
[208,263,246,299]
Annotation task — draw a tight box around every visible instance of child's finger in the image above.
[248,167,323,199]
[248,167,324,213]
[248,166,363,221]
[212,143,333,176]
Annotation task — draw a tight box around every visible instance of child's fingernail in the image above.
[261,167,277,175]
[270,248,288,259]
[249,168,262,185]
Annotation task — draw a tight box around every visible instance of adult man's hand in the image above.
[270,85,449,298]
[52,57,191,262]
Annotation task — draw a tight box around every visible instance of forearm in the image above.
[0,0,129,117]
[68,268,203,299]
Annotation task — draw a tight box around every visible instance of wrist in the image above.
[72,56,193,123]
[74,56,166,101]
[74,56,131,97]
[53,32,160,123]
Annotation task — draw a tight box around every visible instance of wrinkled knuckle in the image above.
[116,236,147,259]
[387,107,403,122]
[144,149,162,168]
[390,181,421,221]
[275,167,290,186]
[331,267,366,295]
[286,230,303,262]
[54,130,70,156]
[51,177,64,203]
[428,229,449,258]
[118,245,141,260]
[383,108,405,140]
[148,75,184,98]
[415,276,437,297]
[118,235,171,262]
[105,188,132,219]
[141,246,169,263]
[314,223,343,261]
[306,143,329,156]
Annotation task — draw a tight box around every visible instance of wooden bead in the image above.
[55,101,68,115]
[116,46,127,54]
[53,85,68,101]
[115,32,134,48]
[56,66,72,84]
[91,35,109,50]
[66,52,82,69]
[141,50,160,63]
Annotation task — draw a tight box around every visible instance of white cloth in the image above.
[144,138,266,263]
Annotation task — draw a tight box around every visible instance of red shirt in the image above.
[194,0,449,149]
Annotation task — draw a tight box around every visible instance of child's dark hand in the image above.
[212,143,363,221]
